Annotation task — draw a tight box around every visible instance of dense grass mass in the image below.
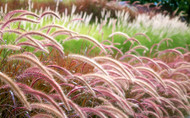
[1,6,189,56]
[0,2,190,118]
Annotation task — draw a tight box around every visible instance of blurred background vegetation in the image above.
[0,0,190,22]
[125,0,190,22]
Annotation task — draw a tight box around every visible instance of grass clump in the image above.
[0,4,190,118]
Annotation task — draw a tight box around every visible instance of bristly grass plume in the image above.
[0,2,190,118]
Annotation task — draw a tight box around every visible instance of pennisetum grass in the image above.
[133,33,151,42]
[30,103,65,118]
[0,44,21,50]
[22,88,67,117]
[31,113,54,118]
[143,99,164,118]
[18,70,71,111]
[94,107,119,118]
[40,24,66,31]
[135,66,167,88]
[8,54,53,79]
[47,65,73,77]
[15,34,49,53]
[133,78,160,97]
[1,17,40,30]
[68,54,109,75]
[63,35,107,55]
[72,75,96,97]
[109,32,141,45]
[39,11,60,20]
[157,49,184,59]
[0,3,189,118]
[67,99,86,118]
[140,56,162,71]
[17,42,49,54]
[119,54,143,64]
[96,105,129,118]
[93,56,135,82]
[81,107,107,118]
[51,29,78,37]
[83,73,124,98]
[47,67,67,83]
[94,88,134,116]
[3,10,29,21]
[0,72,31,111]
[15,31,63,51]
[19,12,40,19]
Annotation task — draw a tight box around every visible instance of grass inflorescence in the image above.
[0,3,190,118]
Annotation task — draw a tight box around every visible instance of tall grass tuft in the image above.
[30,103,65,118]
[0,5,189,118]
[0,72,31,111]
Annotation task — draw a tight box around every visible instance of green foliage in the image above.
[126,0,190,18]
